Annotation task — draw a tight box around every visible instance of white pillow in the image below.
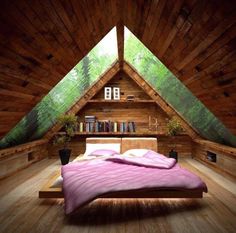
[84,143,121,157]
[122,149,149,157]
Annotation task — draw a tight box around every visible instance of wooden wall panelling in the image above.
[124,0,236,135]
[80,71,169,134]
[78,102,168,135]
[180,27,236,85]
[18,0,75,70]
[0,0,235,142]
[48,137,86,158]
[117,23,124,68]
[194,139,236,157]
[0,46,53,92]
[158,135,192,157]
[123,62,200,139]
[141,0,166,46]
[151,0,184,56]
[0,4,65,84]
[0,139,48,179]
[0,0,117,139]
[193,140,236,179]
[174,5,236,71]
[93,71,152,100]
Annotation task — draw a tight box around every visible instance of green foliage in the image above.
[0,27,118,149]
[166,117,183,136]
[58,115,78,137]
[124,27,236,147]
[53,135,70,147]
[53,115,78,148]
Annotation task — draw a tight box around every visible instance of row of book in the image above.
[78,121,136,133]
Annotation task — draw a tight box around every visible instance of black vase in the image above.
[59,148,71,165]
[169,149,178,162]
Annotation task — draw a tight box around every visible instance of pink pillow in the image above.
[89,149,118,157]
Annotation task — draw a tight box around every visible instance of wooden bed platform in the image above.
[38,171,203,199]
[39,138,205,199]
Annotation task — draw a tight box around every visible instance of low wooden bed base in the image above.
[39,138,204,199]
[39,171,203,199]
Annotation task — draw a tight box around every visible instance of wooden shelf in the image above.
[57,132,166,137]
[57,132,189,137]
[88,99,156,103]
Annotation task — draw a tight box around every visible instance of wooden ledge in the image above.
[0,139,48,159]
[194,139,236,157]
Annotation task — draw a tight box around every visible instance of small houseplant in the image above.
[166,117,183,161]
[53,115,78,165]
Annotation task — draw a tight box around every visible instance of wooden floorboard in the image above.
[0,158,235,233]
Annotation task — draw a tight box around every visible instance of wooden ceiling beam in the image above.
[44,61,120,140]
[123,61,200,140]
[117,23,124,69]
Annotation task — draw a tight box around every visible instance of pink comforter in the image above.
[61,153,207,214]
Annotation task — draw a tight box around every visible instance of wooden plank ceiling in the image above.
[0,0,235,139]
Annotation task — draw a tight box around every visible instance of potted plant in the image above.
[53,115,78,165]
[166,117,183,161]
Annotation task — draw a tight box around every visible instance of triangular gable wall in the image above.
[45,62,199,140]
[1,25,236,149]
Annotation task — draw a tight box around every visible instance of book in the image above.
[114,122,117,132]
[79,122,84,132]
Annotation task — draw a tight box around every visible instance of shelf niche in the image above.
[76,71,170,135]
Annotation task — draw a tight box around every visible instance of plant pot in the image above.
[169,149,178,162]
[59,148,71,165]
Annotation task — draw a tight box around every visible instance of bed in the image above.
[39,137,207,214]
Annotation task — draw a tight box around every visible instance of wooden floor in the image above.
[0,158,235,233]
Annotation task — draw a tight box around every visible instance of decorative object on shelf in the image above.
[148,116,159,131]
[104,87,112,100]
[113,87,120,100]
[166,116,183,136]
[53,114,78,165]
[166,117,183,162]
[126,95,135,101]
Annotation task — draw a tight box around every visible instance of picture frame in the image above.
[113,87,120,100]
[104,87,112,100]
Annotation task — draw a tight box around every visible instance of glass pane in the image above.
[124,27,236,147]
[0,27,118,148]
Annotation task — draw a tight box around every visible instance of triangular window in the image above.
[0,27,118,148]
[124,27,236,147]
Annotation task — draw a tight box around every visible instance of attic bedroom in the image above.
[0,0,235,232]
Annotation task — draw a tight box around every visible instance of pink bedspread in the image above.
[61,154,207,214]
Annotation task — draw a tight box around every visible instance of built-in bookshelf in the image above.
[80,120,136,133]
[73,72,170,136]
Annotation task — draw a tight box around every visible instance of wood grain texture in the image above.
[0,139,48,179]
[44,62,120,140]
[0,158,235,233]
[193,140,236,179]
[123,62,200,139]
[0,0,235,138]
[77,71,170,135]
[124,0,236,135]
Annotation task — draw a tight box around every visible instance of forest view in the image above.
[124,27,236,147]
[1,26,235,148]
[0,28,118,148]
